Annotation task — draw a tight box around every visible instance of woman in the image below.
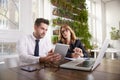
[58,24,88,58]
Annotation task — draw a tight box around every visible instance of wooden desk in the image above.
[0,59,120,80]
[0,67,30,80]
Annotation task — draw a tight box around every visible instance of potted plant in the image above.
[51,35,59,44]
[110,27,120,49]
[110,27,120,40]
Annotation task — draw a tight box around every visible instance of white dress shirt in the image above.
[17,34,53,65]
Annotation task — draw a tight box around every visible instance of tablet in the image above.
[54,43,69,58]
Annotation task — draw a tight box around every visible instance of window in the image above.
[32,0,39,21]
[0,0,19,58]
[86,0,97,45]
[0,41,16,55]
[0,0,19,30]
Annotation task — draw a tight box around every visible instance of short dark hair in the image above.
[34,18,49,26]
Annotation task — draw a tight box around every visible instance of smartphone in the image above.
[20,66,37,72]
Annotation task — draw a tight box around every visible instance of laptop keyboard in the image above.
[76,60,95,67]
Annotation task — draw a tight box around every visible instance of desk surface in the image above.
[0,59,120,80]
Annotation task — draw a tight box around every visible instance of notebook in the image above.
[60,38,109,71]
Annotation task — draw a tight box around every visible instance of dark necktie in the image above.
[34,40,39,56]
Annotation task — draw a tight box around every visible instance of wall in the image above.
[95,0,106,47]
[106,0,120,37]
[43,0,53,39]
[19,0,33,34]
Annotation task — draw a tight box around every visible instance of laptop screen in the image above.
[92,39,109,70]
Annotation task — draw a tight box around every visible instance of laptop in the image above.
[54,43,69,58]
[60,39,109,71]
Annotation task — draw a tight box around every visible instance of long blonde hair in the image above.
[59,24,76,44]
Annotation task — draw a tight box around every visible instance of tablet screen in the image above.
[54,43,69,58]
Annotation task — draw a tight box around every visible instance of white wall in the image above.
[19,0,33,34]
[101,1,106,42]
[106,0,120,37]
[95,0,106,47]
[43,0,53,38]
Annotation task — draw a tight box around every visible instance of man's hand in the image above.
[39,49,61,63]
[71,47,84,58]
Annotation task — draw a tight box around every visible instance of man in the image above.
[17,18,61,65]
